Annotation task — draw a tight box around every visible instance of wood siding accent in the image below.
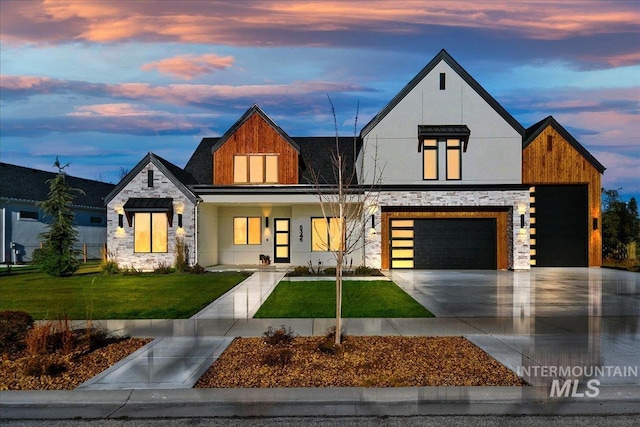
[213,113,299,185]
[523,125,602,266]
[381,210,509,270]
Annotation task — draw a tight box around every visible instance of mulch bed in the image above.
[195,336,525,388]
[0,338,151,390]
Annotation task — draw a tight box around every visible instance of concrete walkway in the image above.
[77,270,286,390]
[2,267,640,418]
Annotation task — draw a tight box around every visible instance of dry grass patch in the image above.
[195,336,525,388]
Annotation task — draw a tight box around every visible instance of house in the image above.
[105,50,604,271]
[0,162,115,264]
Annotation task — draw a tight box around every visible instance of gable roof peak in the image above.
[524,115,605,173]
[211,104,300,155]
[104,151,198,205]
[360,49,524,138]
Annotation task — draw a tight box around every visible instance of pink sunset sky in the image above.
[1,1,638,198]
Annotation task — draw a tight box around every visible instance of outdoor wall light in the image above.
[178,214,183,228]
[593,217,598,230]
[265,217,269,228]
[371,214,375,229]
[118,214,124,228]
[520,214,525,229]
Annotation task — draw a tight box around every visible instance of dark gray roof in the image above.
[360,49,525,138]
[185,136,360,186]
[296,137,360,185]
[104,152,198,204]
[185,137,217,184]
[0,162,115,208]
[524,116,605,174]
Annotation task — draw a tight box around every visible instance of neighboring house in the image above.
[0,163,115,264]
[105,50,605,271]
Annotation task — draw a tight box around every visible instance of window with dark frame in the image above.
[19,210,39,220]
[233,217,262,245]
[147,170,154,187]
[134,212,168,253]
[422,139,438,180]
[446,139,462,180]
[439,73,446,90]
[547,135,553,152]
[233,154,278,184]
[311,217,344,251]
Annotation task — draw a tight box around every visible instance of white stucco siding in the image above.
[204,203,363,267]
[106,163,196,271]
[360,60,522,186]
[197,204,218,266]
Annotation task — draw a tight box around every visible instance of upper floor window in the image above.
[422,139,438,180]
[446,139,462,180]
[233,154,278,184]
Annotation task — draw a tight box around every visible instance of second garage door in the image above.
[390,218,497,269]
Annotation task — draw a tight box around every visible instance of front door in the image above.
[273,218,290,263]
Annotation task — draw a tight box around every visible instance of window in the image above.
[311,217,344,251]
[439,73,446,90]
[134,212,167,253]
[233,217,261,245]
[233,154,278,183]
[422,139,438,180]
[19,210,38,220]
[446,139,462,180]
[147,170,154,187]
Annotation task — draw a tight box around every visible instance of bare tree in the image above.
[310,96,384,345]
[117,166,130,181]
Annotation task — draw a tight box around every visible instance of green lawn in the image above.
[254,280,433,318]
[0,263,249,319]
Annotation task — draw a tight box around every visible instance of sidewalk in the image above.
[2,268,639,418]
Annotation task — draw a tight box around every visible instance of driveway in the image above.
[389,267,640,387]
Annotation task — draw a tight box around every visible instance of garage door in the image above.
[390,218,497,269]
[532,185,588,267]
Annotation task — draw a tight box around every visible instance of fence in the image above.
[7,242,107,264]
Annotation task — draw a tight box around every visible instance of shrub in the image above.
[354,265,383,276]
[0,310,35,355]
[262,347,293,368]
[189,263,206,274]
[23,355,67,377]
[100,259,120,275]
[263,325,296,346]
[153,262,174,274]
[24,322,53,356]
[323,267,336,276]
[120,266,142,275]
[175,237,189,272]
[287,265,311,276]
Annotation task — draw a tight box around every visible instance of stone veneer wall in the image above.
[106,163,196,271]
[364,189,530,270]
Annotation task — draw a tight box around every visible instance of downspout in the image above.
[1,206,5,264]
[194,199,200,266]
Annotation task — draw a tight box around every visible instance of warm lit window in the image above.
[233,154,278,183]
[311,217,344,251]
[446,139,461,180]
[233,217,261,245]
[422,139,438,180]
[134,213,168,253]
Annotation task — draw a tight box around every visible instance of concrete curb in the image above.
[2,386,639,419]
